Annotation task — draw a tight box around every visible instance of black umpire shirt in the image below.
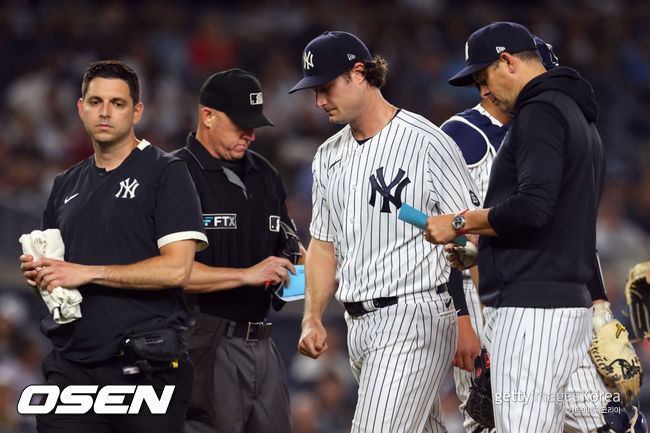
[41,140,207,363]
[174,133,294,323]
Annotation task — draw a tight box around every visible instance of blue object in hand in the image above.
[398,204,466,246]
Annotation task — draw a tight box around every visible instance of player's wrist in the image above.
[592,300,613,332]
[451,209,469,235]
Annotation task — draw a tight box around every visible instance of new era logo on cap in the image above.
[289,31,372,93]
[496,46,506,53]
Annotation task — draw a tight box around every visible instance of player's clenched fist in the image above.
[298,318,329,359]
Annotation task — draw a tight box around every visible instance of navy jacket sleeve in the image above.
[587,251,608,302]
[488,102,567,236]
[447,268,469,316]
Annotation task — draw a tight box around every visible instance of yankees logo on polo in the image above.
[115,178,139,199]
[203,214,237,229]
[368,167,411,213]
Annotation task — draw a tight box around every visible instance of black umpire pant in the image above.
[184,313,292,433]
[36,349,192,433]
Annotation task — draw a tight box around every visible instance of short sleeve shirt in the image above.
[41,140,208,362]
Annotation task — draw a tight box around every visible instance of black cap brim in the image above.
[228,111,274,128]
[288,69,345,94]
[448,61,494,87]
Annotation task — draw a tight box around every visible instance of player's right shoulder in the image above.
[314,125,351,166]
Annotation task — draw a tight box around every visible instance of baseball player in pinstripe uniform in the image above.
[442,35,640,433]
[426,22,608,433]
[289,31,481,433]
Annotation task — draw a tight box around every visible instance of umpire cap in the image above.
[200,68,273,128]
[288,31,372,93]
[448,22,536,87]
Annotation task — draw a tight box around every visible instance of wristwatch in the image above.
[452,209,469,234]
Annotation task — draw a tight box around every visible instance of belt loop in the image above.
[225,321,236,338]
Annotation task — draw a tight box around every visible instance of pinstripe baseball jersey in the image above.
[440,103,509,201]
[310,109,480,304]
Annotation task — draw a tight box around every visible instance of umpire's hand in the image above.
[298,318,328,359]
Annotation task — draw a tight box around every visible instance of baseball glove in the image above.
[589,319,643,404]
[625,261,650,343]
[465,348,495,430]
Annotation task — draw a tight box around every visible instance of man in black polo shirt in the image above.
[175,68,302,433]
[19,60,208,433]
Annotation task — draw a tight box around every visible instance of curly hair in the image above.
[343,55,389,89]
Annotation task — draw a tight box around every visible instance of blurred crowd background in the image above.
[0,0,649,432]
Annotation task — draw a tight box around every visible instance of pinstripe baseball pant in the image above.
[483,306,592,433]
[345,293,457,433]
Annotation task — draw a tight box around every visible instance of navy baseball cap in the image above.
[288,31,372,94]
[448,22,537,87]
[200,68,273,128]
[533,35,559,70]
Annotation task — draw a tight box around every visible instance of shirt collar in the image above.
[185,132,258,173]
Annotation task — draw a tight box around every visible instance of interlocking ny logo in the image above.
[115,178,140,199]
[369,167,411,213]
[303,51,314,70]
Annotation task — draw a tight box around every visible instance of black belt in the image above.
[343,284,447,318]
[226,321,273,341]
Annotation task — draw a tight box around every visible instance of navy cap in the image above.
[448,22,537,87]
[200,68,273,128]
[533,35,559,70]
[288,31,372,94]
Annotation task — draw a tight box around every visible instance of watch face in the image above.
[452,214,465,230]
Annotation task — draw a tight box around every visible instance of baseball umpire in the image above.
[174,68,305,433]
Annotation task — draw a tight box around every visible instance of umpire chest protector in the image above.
[174,133,291,322]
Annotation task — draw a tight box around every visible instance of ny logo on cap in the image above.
[303,51,314,70]
[250,92,263,105]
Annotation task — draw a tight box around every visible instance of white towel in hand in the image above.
[19,229,83,324]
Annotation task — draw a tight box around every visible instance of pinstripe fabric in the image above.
[346,296,458,433]
[309,109,480,433]
[483,306,592,433]
[442,104,505,433]
[310,109,480,304]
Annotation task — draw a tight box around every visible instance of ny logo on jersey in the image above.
[115,178,140,199]
[303,51,314,70]
[368,167,411,213]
